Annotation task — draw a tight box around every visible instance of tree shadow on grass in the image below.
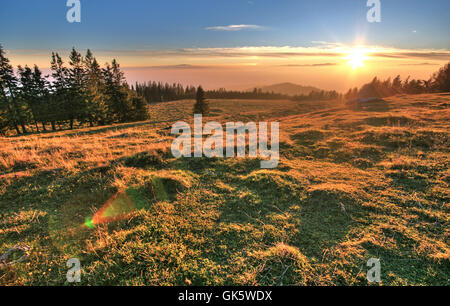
[360,236,449,285]
[202,163,307,284]
[385,170,430,193]
[292,188,360,259]
[6,118,182,139]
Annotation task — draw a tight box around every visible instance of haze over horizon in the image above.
[1,0,450,91]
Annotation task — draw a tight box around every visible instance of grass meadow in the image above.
[0,94,449,285]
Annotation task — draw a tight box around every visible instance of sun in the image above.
[345,49,369,70]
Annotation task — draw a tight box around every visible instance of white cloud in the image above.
[205,24,264,31]
[8,44,450,70]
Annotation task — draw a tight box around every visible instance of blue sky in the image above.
[1,0,449,90]
[1,0,449,50]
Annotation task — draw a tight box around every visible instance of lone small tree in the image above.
[193,86,209,115]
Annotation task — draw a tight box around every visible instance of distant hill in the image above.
[249,82,322,96]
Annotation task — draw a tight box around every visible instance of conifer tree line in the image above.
[344,62,450,100]
[134,82,342,103]
[133,81,198,102]
[133,82,293,102]
[291,90,341,102]
[0,45,149,135]
[205,88,290,100]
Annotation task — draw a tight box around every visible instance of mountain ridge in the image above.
[248,82,322,96]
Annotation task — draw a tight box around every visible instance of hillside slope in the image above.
[0,94,448,285]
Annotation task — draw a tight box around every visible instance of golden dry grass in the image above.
[0,94,449,285]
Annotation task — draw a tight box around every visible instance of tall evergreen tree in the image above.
[67,47,86,129]
[391,75,402,94]
[18,65,38,131]
[128,92,150,121]
[50,52,70,130]
[193,86,209,115]
[103,60,132,122]
[83,49,108,125]
[432,63,450,92]
[32,65,51,131]
[0,45,28,134]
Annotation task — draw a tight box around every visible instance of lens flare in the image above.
[83,177,172,228]
[84,191,135,228]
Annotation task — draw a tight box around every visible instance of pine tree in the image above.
[83,49,108,125]
[432,63,450,92]
[17,65,50,131]
[18,65,38,131]
[0,45,28,134]
[50,52,70,130]
[32,65,51,131]
[67,47,86,129]
[193,86,208,115]
[103,59,132,122]
[129,93,150,121]
[392,75,403,94]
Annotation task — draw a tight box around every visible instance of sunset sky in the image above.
[1,0,450,91]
